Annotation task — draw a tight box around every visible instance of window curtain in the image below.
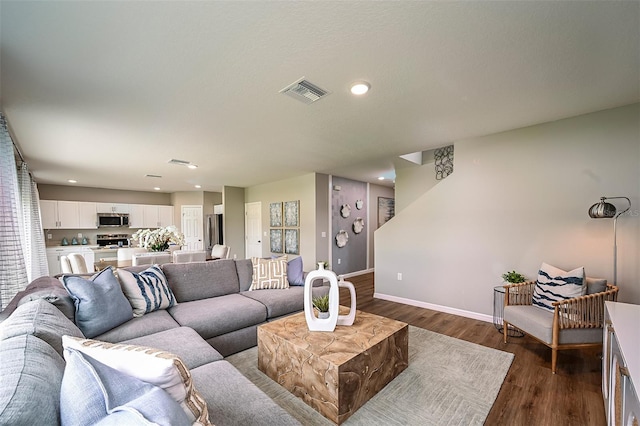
[18,162,49,282]
[0,113,28,310]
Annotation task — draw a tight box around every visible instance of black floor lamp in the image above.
[588,196,631,286]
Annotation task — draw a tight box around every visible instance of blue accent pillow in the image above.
[62,268,133,338]
[287,256,305,286]
[61,347,191,426]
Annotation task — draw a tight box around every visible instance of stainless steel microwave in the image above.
[97,213,129,228]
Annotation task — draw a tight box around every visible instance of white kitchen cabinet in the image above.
[78,202,97,228]
[128,204,145,228]
[96,203,129,214]
[143,205,160,227]
[40,200,96,229]
[46,246,96,276]
[158,205,174,227]
[603,302,640,426]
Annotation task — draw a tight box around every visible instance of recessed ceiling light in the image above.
[350,82,370,95]
[67,179,77,183]
[194,185,201,189]
[153,187,161,191]
[378,176,385,181]
[187,164,198,169]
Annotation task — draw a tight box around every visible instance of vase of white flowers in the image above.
[131,226,185,252]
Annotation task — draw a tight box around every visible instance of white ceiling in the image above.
[1,1,638,193]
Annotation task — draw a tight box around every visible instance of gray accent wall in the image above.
[331,176,367,275]
[222,186,246,260]
[375,103,640,316]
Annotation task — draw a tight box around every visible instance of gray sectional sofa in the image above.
[0,258,330,425]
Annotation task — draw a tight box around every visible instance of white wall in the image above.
[375,104,640,319]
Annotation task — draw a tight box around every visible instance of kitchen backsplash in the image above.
[45,227,131,247]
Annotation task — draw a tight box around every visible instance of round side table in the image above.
[493,285,524,337]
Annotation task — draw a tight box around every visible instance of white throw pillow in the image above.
[532,262,586,312]
[62,335,211,425]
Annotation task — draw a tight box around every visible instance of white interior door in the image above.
[181,205,203,251]
[245,202,262,259]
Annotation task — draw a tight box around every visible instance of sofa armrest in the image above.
[503,281,536,306]
[552,284,619,329]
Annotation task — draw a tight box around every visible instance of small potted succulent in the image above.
[312,294,330,319]
[502,270,526,284]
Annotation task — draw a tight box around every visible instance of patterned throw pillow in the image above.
[61,267,133,338]
[250,256,289,290]
[117,265,177,317]
[532,263,586,312]
[62,335,211,425]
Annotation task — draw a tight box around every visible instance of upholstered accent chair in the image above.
[60,255,73,274]
[211,244,230,260]
[131,252,172,266]
[172,250,207,263]
[67,253,90,274]
[117,247,148,262]
[503,280,618,373]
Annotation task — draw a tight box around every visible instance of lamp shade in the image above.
[588,197,617,218]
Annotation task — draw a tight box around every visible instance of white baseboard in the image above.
[373,292,493,324]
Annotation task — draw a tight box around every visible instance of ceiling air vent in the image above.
[279,78,330,104]
[168,159,191,166]
[145,174,162,178]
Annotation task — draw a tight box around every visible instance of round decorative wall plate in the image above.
[355,199,363,210]
[340,204,351,218]
[352,217,364,234]
[335,230,349,248]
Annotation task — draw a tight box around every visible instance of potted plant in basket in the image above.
[312,294,330,319]
[502,270,526,284]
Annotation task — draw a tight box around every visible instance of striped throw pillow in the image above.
[250,256,289,290]
[117,265,177,317]
[532,263,586,312]
[62,336,211,426]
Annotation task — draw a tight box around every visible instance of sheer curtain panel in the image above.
[0,114,29,310]
[18,163,49,282]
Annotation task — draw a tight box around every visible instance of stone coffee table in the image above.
[257,310,408,424]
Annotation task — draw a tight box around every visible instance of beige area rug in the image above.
[226,326,514,425]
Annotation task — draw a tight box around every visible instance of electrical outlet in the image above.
[77,233,82,238]
[47,233,52,240]
[397,273,403,280]
[321,232,326,238]
[337,258,341,265]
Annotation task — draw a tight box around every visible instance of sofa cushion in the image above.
[117,265,178,317]
[586,277,608,294]
[250,256,289,290]
[63,336,211,425]
[62,267,134,338]
[162,259,240,302]
[504,305,603,345]
[191,360,300,426]
[235,258,254,292]
[61,347,191,426]
[0,334,65,425]
[17,285,76,322]
[0,276,66,322]
[532,263,586,312]
[168,294,267,340]
[94,309,180,343]
[241,287,305,318]
[0,299,83,356]
[122,327,224,369]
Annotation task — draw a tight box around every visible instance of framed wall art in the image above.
[284,229,299,255]
[270,229,283,253]
[269,202,283,227]
[284,200,299,227]
[378,197,395,227]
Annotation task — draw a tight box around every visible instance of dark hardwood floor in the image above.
[340,272,606,426]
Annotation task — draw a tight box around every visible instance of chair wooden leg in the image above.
[551,348,557,374]
[503,320,508,343]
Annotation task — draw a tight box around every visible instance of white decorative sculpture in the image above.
[304,262,356,332]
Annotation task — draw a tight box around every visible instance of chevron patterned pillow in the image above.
[249,256,289,290]
[532,263,586,312]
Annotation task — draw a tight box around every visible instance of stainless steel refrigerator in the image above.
[205,213,223,250]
